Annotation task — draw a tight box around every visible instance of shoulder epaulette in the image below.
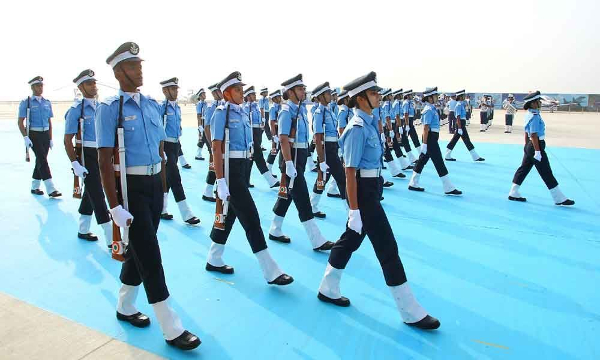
[101,95,119,106]
[70,99,83,109]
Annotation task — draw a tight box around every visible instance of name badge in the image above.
[124,115,136,121]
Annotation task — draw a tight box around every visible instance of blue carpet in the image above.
[0,121,598,359]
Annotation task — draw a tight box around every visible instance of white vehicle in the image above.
[540,95,559,112]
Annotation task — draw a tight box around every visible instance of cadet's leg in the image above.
[165,142,186,202]
[534,144,559,190]
[512,142,535,186]
[408,118,421,148]
[326,143,346,200]
[252,128,269,174]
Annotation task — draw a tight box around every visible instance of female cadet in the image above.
[408,87,462,195]
[336,90,353,136]
[158,78,201,225]
[266,90,283,177]
[18,76,62,197]
[195,88,207,160]
[380,89,406,179]
[309,82,347,218]
[200,83,224,203]
[206,71,293,285]
[268,74,334,251]
[243,86,279,189]
[317,72,440,330]
[401,90,422,158]
[444,90,485,162]
[502,94,517,133]
[392,89,417,168]
[508,91,574,206]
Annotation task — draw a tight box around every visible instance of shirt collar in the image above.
[168,100,178,108]
[355,109,374,126]
[529,109,540,115]
[84,97,96,109]
[33,96,43,102]
[226,101,243,113]
[119,90,141,106]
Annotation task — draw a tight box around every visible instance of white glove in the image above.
[23,136,33,148]
[380,133,386,143]
[285,160,297,178]
[347,209,362,234]
[216,178,230,200]
[405,125,410,133]
[198,125,204,133]
[421,143,428,154]
[110,205,133,228]
[389,130,394,138]
[49,139,54,149]
[273,135,279,144]
[458,129,463,135]
[534,151,542,162]
[337,148,343,158]
[319,161,328,173]
[71,161,88,178]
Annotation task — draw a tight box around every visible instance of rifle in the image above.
[278,100,302,199]
[25,97,31,162]
[383,104,394,149]
[73,100,85,198]
[160,100,169,193]
[214,105,230,230]
[208,102,216,173]
[315,104,326,192]
[270,104,279,156]
[111,96,129,262]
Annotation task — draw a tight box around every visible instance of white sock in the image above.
[31,179,41,190]
[176,199,195,221]
[43,178,57,193]
[78,214,92,234]
[445,148,452,159]
[255,249,284,282]
[269,215,285,237]
[152,298,185,341]
[302,219,327,249]
[550,186,568,204]
[509,183,522,198]
[100,221,113,248]
[203,184,214,198]
[117,284,139,316]
[162,192,169,213]
[409,172,420,188]
[318,263,343,299]
[389,283,428,324]
[178,154,188,166]
[207,242,226,267]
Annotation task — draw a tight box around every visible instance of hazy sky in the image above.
[1,0,598,101]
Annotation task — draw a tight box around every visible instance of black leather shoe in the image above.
[202,195,216,202]
[261,147,267,151]
[269,234,291,243]
[405,315,440,330]
[195,156,205,161]
[445,189,462,196]
[160,213,174,220]
[311,168,318,173]
[394,173,406,178]
[30,189,44,195]
[313,241,334,251]
[166,330,201,351]
[116,311,151,328]
[479,130,486,132]
[78,232,98,241]
[556,199,575,206]
[205,263,234,274]
[408,186,425,192]
[383,181,394,187]
[445,157,456,162]
[318,292,350,307]
[48,191,62,198]
[248,184,255,188]
[474,157,485,162]
[313,211,326,219]
[403,165,414,170]
[508,196,527,202]
[268,274,294,285]
[270,181,280,189]
[182,164,192,169]
[185,217,201,225]
[326,193,342,198]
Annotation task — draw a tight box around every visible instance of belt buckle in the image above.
[149,164,157,175]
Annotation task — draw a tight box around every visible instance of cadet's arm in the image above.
[280,135,292,162]
[64,134,77,162]
[48,118,53,141]
[531,133,540,151]
[315,132,324,163]
[345,167,358,210]
[98,147,119,208]
[17,117,26,136]
[422,125,430,144]
[212,140,224,179]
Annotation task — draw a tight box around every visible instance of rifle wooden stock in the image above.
[214,108,230,230]
[277,171,288,199]
[111,141,125,262]
[214,194,226,230]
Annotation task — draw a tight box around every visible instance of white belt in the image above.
[325,136,338,142]
[76,140,97,147]
[538,136,545,140]
[125,162,162,175]
[228,151,251,159]
[29,127,49,132]
[359,168,381,178]
[251,124,262,128]
[165,137,179,143]
[293,142,308,149]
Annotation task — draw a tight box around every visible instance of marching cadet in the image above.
[195,88,207,160]
[445,90,485,162]
[309,82,347,218]
[380,89,406,179]
[63,69,112,247]
[18,76,62,197]
[401,89,422,156]
[478,94,491,132]
[408,87,462,196]
[259,87,273,141]
[502,94,517,133]
[488,94,495,126]
[330,88,339,116]
[508,91,574,206]
[243,86,279,189]
[158,78,201,225]
[336,90,353,135]
[206,71,293,285]
[200,83,223,203]
[96,42,200,350]
[465,94,472,126]
[266,89,282,177]
[317,72,440,330]
[392,89,418,167]
[373,95,396,189]
[447,93,457,134]
[268,74,334,251]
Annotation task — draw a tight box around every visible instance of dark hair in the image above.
[524,101,532,110]
[348,97,357,108]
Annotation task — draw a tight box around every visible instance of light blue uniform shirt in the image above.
[391,100,402,120]
[65,98,97,142]
[402,99,415,117]
[243,101,261,125]
[454,100,466,120]
[18,96,53,128]
[339,109,383,170]
[330,101,339,117]
[421,102,440,131]
[373,107,382,126]
[206,100,224,128]
[313,103,338,138]
[159,101,182,139]
[337,105,354,130]
[381,101,392,122]
[269,103,280,121]
[278,100,309,144]
[96,91,166,167]
[259,97,270,113]
[196,101,206,116]
[448,99,457,112]
[524,109,545,138]
[210,102,253,151]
